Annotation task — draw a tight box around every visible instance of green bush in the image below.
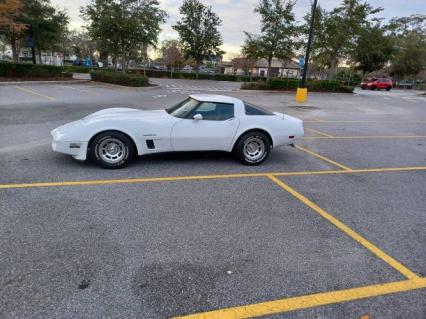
[126,69,265,82]
[333,69,362,87]
[240,81,270,90]
[90,71,150,87]
[0,61,65,77]
[241,78,354,93]
[63,65,92,73]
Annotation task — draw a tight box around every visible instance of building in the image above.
[223,58,301,78]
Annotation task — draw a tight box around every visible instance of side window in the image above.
[244,102,274,115]
[191,102,234,121]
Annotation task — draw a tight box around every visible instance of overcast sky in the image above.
[51,0,425,59]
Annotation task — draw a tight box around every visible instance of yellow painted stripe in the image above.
[273,166,426,176]
[266,175,420,280]
[173,278,426,319]
[304,127,334,138]
[295,145,353,171]
[0,173,268,189]
[61,85,99,95]
[14,86,55,100]
[1,166,426,190]
[303,135,426,140]
[304,120,426,124]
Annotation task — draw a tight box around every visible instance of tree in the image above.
[386,14,426,78]
[159,39,184,77]
[305,0,382,79]
[242,0,297,80]
[66,29,97,60]
[173,0,223,77]
[352,24,395,75]
[81,0,166,71]
[390,31,426,78]
[0,0,69,63]
[0,0,26,62]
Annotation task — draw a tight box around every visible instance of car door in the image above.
[170,101,239,151]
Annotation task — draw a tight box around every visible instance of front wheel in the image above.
[90,131,135,169]
[234,131,271,165]
[386,86,392,91]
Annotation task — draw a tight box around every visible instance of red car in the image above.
[361,78,393,91]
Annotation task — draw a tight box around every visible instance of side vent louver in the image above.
[146,140,155,149]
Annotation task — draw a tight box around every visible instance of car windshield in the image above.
[166,98,200,118]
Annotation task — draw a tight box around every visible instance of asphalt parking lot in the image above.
[0,79,425,319]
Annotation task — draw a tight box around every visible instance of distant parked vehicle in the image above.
[181,65,194,73]
[361,78,393,91]
[395,80,414,89]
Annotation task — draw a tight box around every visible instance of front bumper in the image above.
[51,138,88,160]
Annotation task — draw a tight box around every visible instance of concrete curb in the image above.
[0,79,91,86]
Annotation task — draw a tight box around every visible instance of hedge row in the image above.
[0,61,66,77]
[126,69,264,82]
[63,65,92,73]
[241,78,354,93]
[90,71,150,87]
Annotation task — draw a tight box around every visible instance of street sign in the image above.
[299,57,305,67]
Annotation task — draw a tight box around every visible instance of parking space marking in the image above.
[1,166,425,190]
[61,85,99,95]
[303,135,426,140]
[304,127,334,138]
[266,175,419,280]
[14,86,55,100]
[295,145,353,171]
[173,278,426,319]
[304,120,426,124]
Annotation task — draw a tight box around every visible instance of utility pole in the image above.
[296,0,318,102]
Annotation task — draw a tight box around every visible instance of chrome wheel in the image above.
[243,137,265,162]
[97,138,126,164]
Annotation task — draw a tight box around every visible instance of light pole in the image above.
[296,0,318,102]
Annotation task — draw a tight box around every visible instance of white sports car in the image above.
[51,94,304,168]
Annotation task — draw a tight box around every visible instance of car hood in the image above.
[82,108,169,122]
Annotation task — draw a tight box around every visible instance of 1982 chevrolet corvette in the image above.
[51,94,304,168]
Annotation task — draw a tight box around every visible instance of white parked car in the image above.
[51,95,304,168]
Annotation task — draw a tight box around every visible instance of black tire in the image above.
[234,131,271,165]
[361,87,366,90]
[89,131,135,169]
[370,86,376,90]
[386,86,392,91]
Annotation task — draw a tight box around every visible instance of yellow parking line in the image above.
[14,86,55,100]
[266,175,420,280]
[173,278,426,319]
[303,135,426,140]
[295,145,352,171]
[304,120,426,124]
[304,127,334,138]
[61,85,99,95]
[1,166,426,190]
[0,173,268,189]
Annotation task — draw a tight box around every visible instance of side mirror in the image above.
[193,113,203,121]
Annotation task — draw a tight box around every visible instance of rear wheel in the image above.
[90,131,135,169]
[386,86,392,91]
[234,131,271,165]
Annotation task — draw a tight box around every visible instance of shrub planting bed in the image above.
[242,78,354,93]
[90,71,150,87]
[0,62,68,78]
[126,69,263,82]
